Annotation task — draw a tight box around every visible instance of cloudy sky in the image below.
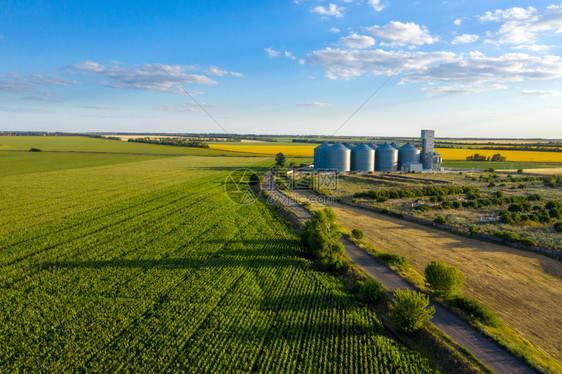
[1,0,562,138]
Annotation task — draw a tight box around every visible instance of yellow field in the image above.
[437,148,562,162]
[208,144,315,157]
[208,144,562,162]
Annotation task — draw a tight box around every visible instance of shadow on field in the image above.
[38,237,304,271]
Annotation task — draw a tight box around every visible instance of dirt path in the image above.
[264,178,537,373]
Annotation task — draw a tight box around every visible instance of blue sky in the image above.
[1,0,562,138]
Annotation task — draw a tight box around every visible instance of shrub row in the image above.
[354,186,480,202]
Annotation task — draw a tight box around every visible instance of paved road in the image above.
[264,175,536,374]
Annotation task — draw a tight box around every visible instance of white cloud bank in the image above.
[452,34,480,44]
[338,33,376,49]
[67,61,222,94]
[307,48,454,79]
[0,73,77,93]
[368,21,438,47]
[311,4,344,18]
[481,5,562,46]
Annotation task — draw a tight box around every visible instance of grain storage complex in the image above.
[313,130,442,172]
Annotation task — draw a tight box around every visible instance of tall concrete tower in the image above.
[421,129,435,169]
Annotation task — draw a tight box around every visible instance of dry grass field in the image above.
[293,191,562,362]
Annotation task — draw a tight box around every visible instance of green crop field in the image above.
[0,136,253,156]
[0,145,437,372]
[0,152,170,177]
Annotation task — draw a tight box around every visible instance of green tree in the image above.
[424,260,465,298]
[351,229,363,240]
[389,289,435,334]
[358,278,383,304]
[301,207,343,259]
[275,152,286,167]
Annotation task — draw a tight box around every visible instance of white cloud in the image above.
[368,21,438,47]
[403,52,562,85]
[368,0,384,11]
[452,34,480,44]
[204,66,243,77]
[67,61,216,94]
[422,84,507,96]
[511,44,550,52]
[307,48,454,78]
[454,19,462,26]
[296,102,332,107]
[520,89,562,96]
[284,51,297,60]
[329,27,341,33]
[311,4,344,18]
[0,73,77,92]
[338,33,376,49]
[265,47,280,57]
[67,61,106,72]
[21,91,62,102]
[480,7,536,22]
[481,5,562,45]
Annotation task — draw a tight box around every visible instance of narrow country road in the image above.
[263,174,536,374]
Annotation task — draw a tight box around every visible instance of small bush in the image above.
[433,216,447,225]
[508,203,523,212]
[545,201,562,209]
[379,253,409,271]
[29,147,42,152]
[517,169,523,174]
[351,229,364,240]
[553,222,562,233]
[468,225,478,236]
[416,204,430,212]
[424,260,465,297]
[449,295,502,327]
[358,278,383,304]
[519,238,537,247]
[493,231,519,242]
[389,289,435,334]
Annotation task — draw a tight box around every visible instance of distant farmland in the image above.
[208,143,562,162]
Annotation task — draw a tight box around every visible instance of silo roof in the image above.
[377,143,397,150]
[399,143,419,151]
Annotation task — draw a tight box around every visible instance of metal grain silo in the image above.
[375,143,398,171]
[398,143,421,169]
[390,142,399,149]
[313,142,330,169]
[351,143,375,172]
[325,143,351,172]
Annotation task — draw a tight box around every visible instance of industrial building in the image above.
[313,130,442,172]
